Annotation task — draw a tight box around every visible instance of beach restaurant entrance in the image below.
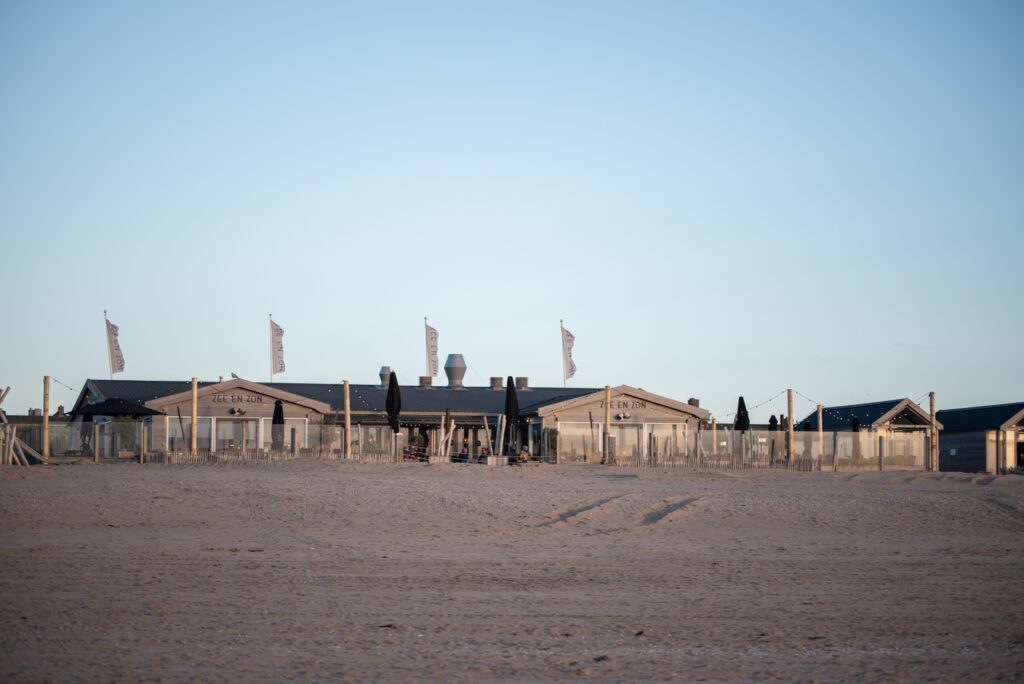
[142,379,332,454]
[530,386,709,465]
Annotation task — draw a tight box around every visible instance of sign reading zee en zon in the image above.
[210,394,264,404]
[600,400,647,410]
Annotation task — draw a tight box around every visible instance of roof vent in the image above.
[515,377,529,390]
[490,377,503,390]
[444,354,466,389]
[688,398,700,408]
[379,366,391,388]
[419,376,432,388]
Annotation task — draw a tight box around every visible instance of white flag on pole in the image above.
[270,318,286,375]
[105,315,125,375]
[425,318,439,377]
[561,323,577,381]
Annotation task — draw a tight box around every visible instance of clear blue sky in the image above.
[1,0,1021,423]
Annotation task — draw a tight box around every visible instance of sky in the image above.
[1,0,1022,424]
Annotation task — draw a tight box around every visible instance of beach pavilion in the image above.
[69,361,708,463]
[797,398,939,470]
[936,402,1024,473]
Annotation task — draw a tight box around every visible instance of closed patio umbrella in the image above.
[503,376,519,458]
[271,399,285,451]
[386,371,401,434]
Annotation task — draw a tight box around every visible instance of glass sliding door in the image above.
[215,419,258,451]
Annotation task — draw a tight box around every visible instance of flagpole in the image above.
[269,314,274,383]
[105,310,112,380]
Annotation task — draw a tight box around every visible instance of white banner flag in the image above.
[561,323,577,381]
[106,316,125,376]
[425,319,439,378]
[270,318,285,375]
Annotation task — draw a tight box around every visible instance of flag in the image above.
[425,319,439,377]
[106,316,125,375]
[561,323,577,381]
[270,318,285,375]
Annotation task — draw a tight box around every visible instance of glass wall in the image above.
[167,417,212,452]
[215,418,258,451]
[259,418,307,450]
[557,422,603,463]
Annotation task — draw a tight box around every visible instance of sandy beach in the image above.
[1,460,1022,682]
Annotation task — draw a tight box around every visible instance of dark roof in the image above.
[799,399,912,431]
[82,379,597,416]
[936,402,1024,433]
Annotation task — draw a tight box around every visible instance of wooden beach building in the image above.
[936,402,1024,474]
[69,366,708,464]
[798,398,939,470]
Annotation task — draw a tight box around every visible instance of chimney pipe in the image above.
[515,377,529,390]
[489,377,503,390]
[379,366,391,388]
[419,376,432,388]
[444,354,466,389]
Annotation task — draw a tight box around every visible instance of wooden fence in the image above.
[146,449,398,465]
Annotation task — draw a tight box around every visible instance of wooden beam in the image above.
[190,377,198,456]
[43,376,50,460]
[344,380,351,460]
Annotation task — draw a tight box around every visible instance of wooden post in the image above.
[817,404,823,470]
[711,418,718,458]
[344,380,352,460]
[787,389,794,463]
[43,375,50,460]
[93,423,100,463]
[190,377,198,456]
[878,433,885,471]
[603,385,611,465]
[929,391,937,472]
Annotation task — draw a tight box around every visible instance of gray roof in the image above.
[80,379,597,417]
[798,399,928,431]
[936,402,1024,433]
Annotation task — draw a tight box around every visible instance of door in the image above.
[216,419,258,452]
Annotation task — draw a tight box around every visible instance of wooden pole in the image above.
[190,377,198,456]
[929,391,937,472]
[93,423,99,463]
[603,385,611,465]
[711,418,718,458]
[140,423,146,464]
[43,376,50,460]
[787,389,794,463]
[344,380,351,460]
[817,404,823,470]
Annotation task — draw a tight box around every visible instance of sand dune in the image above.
[1,461,1022,681]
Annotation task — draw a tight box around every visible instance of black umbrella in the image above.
[271,399,285,450]
[733,396,750,432]
[72,398,163,417]
[768,415,779,431]
[503,376,519,457]
[851,416,861,464]
[386,371,401,433]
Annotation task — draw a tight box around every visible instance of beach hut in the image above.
[936,402,1024,474]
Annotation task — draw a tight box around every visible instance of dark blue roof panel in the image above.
[936,402,1024,433]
